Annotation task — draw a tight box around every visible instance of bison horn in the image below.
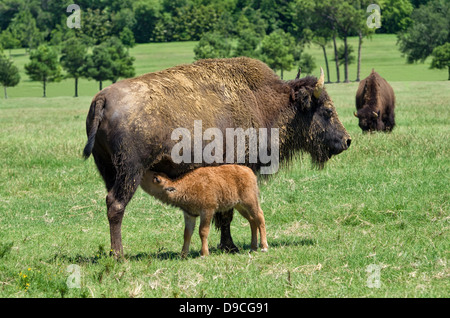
[295,67,301,80]
[313,67,325,98]
[372,111,379,118]
[354,111,358,118]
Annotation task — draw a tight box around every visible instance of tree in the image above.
[0,54,20,99]
[332,44,356,67]
[105,37,135,83]
[259,29,296,79]
[0,30,20,57]
[397,0,449,64]
[119,27,136,50]
[84,38,135,90]
[8,11,43,51]
[379,0,414,34]
[430,43,450,80]
[60,37,87,97]
[194,32,233,60]
[84,45,114,91]
[25,45,62,97]
[234,29,262,58]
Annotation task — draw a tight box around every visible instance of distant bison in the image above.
[83,57,351,257]
[141,165,268,257]
[355,69,396,132]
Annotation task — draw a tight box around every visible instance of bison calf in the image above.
[141,165,268,257]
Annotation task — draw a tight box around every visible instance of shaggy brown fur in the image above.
[83,57,351,257]
[355,69,396,132]
[141,165,268,257]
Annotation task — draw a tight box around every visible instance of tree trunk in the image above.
[343,36,349,83]
[448,66,450,80]
[333,34,340,83]
[356,31,362,82]
[4,86,7,99]
[322,45,331,83]
[75,77,78,97]
[280,69,284,80]
[99,81,102,91]
[43,79,47,98]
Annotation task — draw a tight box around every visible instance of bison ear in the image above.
[290,87,312,111]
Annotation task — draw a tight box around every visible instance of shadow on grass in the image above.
[49,237,316,264]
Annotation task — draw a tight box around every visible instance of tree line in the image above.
[0,0,449,98]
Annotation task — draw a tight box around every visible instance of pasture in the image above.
[0,34,448,298]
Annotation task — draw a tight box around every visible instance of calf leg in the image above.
[256,209,268,252]
[199,211,214,257]
[181,211,196,258]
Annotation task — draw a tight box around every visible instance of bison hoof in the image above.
[217,243,239,254]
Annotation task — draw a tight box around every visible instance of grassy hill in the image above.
[2,34,448,99]
[0,34,448,298]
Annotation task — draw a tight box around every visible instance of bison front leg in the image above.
[215,209,239,253]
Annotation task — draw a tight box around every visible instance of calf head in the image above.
[290,68,351,166]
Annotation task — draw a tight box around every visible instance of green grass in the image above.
[0,35,448,298]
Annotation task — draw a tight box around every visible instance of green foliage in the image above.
[0,30,20,55]
[193,32,233,60]
[298,53,316,75]
[83,45,114,91]
[397,0,450,63]
[259,29,297,79]
[83,37,135,90]
[0,54,20,98]
[430,43,450,79]
[332,44,356,66]
[119,27,136,49]
[24,45,62,97]
[60,37,88,97]
[7,10,43,50]
[379,0,414,33]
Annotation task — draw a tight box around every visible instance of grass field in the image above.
[0,34,449,298]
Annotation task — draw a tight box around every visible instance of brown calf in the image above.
[141,165,268,257]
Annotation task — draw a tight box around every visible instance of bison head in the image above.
[289,68,351,166]
[354,109,383,132]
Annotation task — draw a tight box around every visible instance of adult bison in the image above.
[83,57,351,257]
[354,69,396,132]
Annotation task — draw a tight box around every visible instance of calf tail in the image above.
[83,96,106,159]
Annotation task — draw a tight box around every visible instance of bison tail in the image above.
[83,96,106,159]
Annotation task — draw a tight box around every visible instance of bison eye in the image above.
[324,108,333,118]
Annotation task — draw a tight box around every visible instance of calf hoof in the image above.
[260,247,268,253]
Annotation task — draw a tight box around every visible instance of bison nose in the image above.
[346,137,352,149]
